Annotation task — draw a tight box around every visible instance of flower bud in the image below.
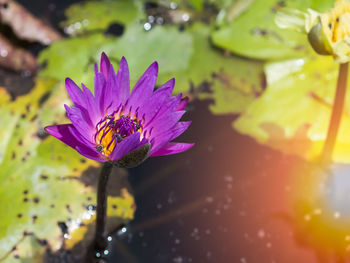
[307,20,333,56]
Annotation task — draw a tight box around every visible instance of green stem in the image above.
[93,162,113,258]
[322,62,349,163]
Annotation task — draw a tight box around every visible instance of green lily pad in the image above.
[186,23,264,114]
[101,23,194,90]
[60,0,143,36]
[211,0,334,60]
[0,79,135,262]
[189,0,204,11]
[234,54,350,163]
[38,33,115,89]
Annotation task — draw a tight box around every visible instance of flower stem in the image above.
[93,162,113,257]
[322,62,349,163]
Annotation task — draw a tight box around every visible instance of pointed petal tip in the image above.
[146,61,159,75]
[183,142,195,153]
[176,96,189,111]
[100,52,111,78]
[119,56,130,73]
[101,52,110,64]
[180,142,194,153]
[152,61,159,71]
[118,56,129,73]
[65,77,75,86]
[64,104,71,113]
[168,77,175,86]
[94,63,98,73]
[187,142,195,149]
[182,96,189,103]
[150,142,194,157]
[44,124,74,139]
[101,52,109,60]
[149,61,159,80]
[184,120,192,126]
[44,125,54,134]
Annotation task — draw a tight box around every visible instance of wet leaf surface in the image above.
[211,0,334,60]
[38,33,113,89]
[102,23,194,91]
[234,54,350,163]
[0,79,92,262]
[60,0,142,36]
[188,23,264,114]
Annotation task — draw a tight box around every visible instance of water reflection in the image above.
[286,162,350,263]
[325,164,350,216]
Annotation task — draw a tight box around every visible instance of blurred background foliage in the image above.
[0,0,347,262]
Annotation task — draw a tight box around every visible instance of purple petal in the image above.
[45,124,105,162]
[67,124,96,147]
[45,124,79,148]
[126,61,158,111]
[109,132,142,162]
[157,78,175,95]
[94,53,117,115]
[114,56,130,106]
[95,54,121,115]
[144,95,181,129]
[139,78,175,122]
[150,142,194,157]
[81,83,100,123]
[167,121,192,141]
[153,79,175,102]
[176,96,189,111]
[65,78,86,108]
[100,52,111,79]
[76,146,107,162]
[65,105,94,143]
[146,110,185,137]
[149,121,191,154]
[94,64,106,106]
[104,65,117,114]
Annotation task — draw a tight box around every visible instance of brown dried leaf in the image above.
[0,34,36,73]
[0,0,62,45]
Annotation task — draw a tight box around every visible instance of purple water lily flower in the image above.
[45,53,193,165]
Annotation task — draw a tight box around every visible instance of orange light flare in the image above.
[204,153,350,263]
[241,157,350,263]
[285,161,350,263]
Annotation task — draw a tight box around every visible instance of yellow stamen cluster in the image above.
[95,110,143,158]
[96,118,117,157]
[321,0,350,43]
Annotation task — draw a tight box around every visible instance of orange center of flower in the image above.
[94,108,144,158]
